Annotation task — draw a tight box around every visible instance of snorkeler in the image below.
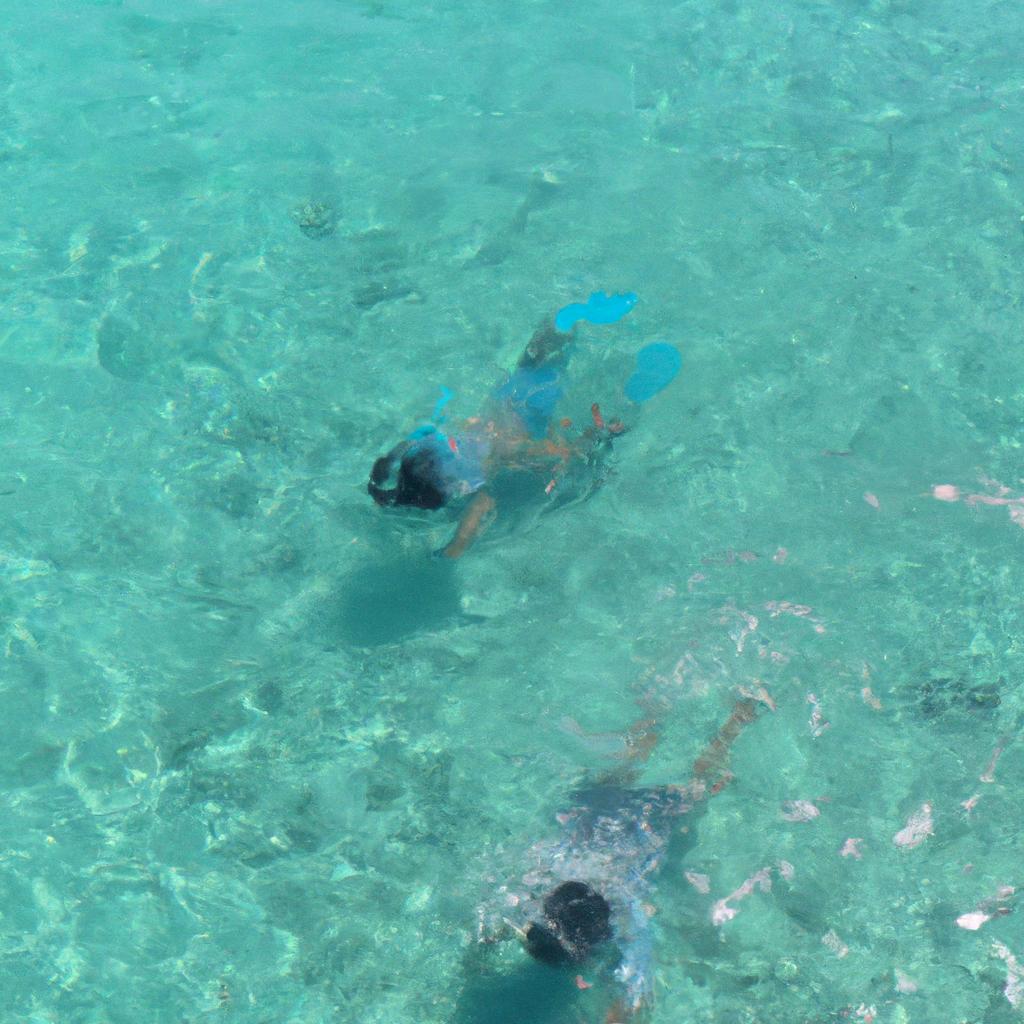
[470,696,763,1023]
[367,292,681,559]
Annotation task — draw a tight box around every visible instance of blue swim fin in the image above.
[555,291,638,332]
[624,342,681,403]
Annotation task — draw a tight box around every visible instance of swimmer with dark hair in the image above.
[470,696,763,1023]
[367,293,681,558]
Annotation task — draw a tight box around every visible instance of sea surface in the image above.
[2,2,1024,1022]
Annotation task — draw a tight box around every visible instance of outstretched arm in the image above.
[605,998,632,1023]
[440,490,496,559]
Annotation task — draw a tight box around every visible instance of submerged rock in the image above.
[292,200,338,239]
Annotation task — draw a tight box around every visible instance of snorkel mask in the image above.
[368,440,410,506]
[368,388,457,510]
[367,429,454,510]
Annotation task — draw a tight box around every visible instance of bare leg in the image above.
[691,698,759,791]
[587,694,763,791]
[579,713,662,789]
[516,321,573,370]
[620,716,661,766]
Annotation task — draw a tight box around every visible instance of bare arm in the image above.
[605,999,628,1023]
[605,997,645,1023]
[440,490,496,559]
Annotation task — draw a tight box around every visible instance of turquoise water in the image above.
[3,1,1024,1021]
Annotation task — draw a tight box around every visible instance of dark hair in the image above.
[524,881,611,966]
[368,443,448,510]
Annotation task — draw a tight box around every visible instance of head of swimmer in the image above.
[368,441,448,511]
[524,881,612,967]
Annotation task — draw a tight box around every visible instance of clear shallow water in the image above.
[2,1,1024,1021]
